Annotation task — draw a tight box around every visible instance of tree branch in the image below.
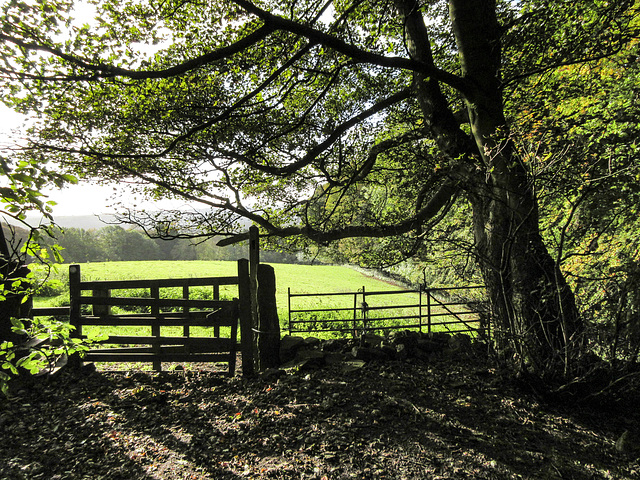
[215,87,414,176]
[0,24,276,80]
[255,179,460,243]
[232,0,472,96]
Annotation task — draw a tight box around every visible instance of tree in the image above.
[510,28,640,366]
[2,0,638,382]
[0,152,83,396]
[97,225,161,261]
[49,227,106,263]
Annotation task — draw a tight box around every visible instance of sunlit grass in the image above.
[33,260,484,342]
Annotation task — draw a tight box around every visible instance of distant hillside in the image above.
[18,214,117,230]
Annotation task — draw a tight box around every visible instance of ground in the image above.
[1,350,639,479]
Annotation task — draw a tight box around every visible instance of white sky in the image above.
[0,1,182,218]
[0,104,193,217]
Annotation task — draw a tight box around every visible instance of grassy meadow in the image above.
[35,260,406,308]
[34,260,481,341]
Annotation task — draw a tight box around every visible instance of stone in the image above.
[281,350,325,372]
[360,334,384,348]
[303,336,321,347]
[296,349,326,364]
[616,430,640,454]
[429,332,451,343]
[392,332,419,349]
[324,352,347,364]
[448,334,471,351]
[261,368,286,380]
[321,338,347,351]
[381,345,397,359]
[395,343,409,361]
[351,346,389,362]
[279,335,306,363]
[281,349,327,371]
[341,359,366,372]
[417,339,444,354]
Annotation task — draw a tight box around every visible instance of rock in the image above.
[429,332,451,343]
[616,430,640,454]
[417,339,444,354]
[448,334,471,351]
[381,345,397,359]
[324,352,347,365]
[414,348,431,361]
[340,359,366,372]
[395,343,409,361]
[261,368,286,380]
[297,349,326,364]
[360,334,384,348]
[279,335,306,363]
[351,346,389,362]
[303,336,321,348]
[321,338,347,352]
[281,349,326,372]
[80,362,97,375]
[392,331,419,348]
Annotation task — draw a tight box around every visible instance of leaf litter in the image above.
[1,352,638,479]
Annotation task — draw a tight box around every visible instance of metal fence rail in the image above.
[288,285,487,337]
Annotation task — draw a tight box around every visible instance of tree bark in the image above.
[397,0,584,378]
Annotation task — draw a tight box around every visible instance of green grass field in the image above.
[34,260,482,341]
[35,260,405,307]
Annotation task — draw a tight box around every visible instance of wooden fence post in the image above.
[426,289,432,335]
[419,289,423,334]
[257,263,280,370]
[352,292,358,337]
[150,282,161,371]
[237,259,254,376]
[287,287,292,335]
[248,226,259,372]
[92,288,111,317]
[68,264,82,369]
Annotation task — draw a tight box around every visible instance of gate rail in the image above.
[288,285,487,337]
[33,261,255,375]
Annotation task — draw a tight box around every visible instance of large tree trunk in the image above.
[451,0,583,378]
[470,166,583,378]
[397,0,584,379]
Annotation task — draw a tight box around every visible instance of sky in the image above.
[0,104,193,218]
[0,2,184,219]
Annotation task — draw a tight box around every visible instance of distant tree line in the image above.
[2,224,305,264]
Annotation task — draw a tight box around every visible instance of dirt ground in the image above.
[1,351,639,479]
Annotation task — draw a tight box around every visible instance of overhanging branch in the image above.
[232,0,472,96]
[216,87,414,176]
[0,24,276,80]
[248,179,460,243]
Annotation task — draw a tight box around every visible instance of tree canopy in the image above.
[2,0,639,383]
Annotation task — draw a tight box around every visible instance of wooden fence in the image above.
[28,260,255,376]
[288,285,487,337]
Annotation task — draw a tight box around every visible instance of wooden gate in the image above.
[68,260,253,376]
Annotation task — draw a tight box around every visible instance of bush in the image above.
[0,317,104,397]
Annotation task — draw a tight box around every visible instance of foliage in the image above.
[39,224,303,264]
[508,31,640,366]
[1,101,79,397]
[3,0,640,382]
[0,316,102,397]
